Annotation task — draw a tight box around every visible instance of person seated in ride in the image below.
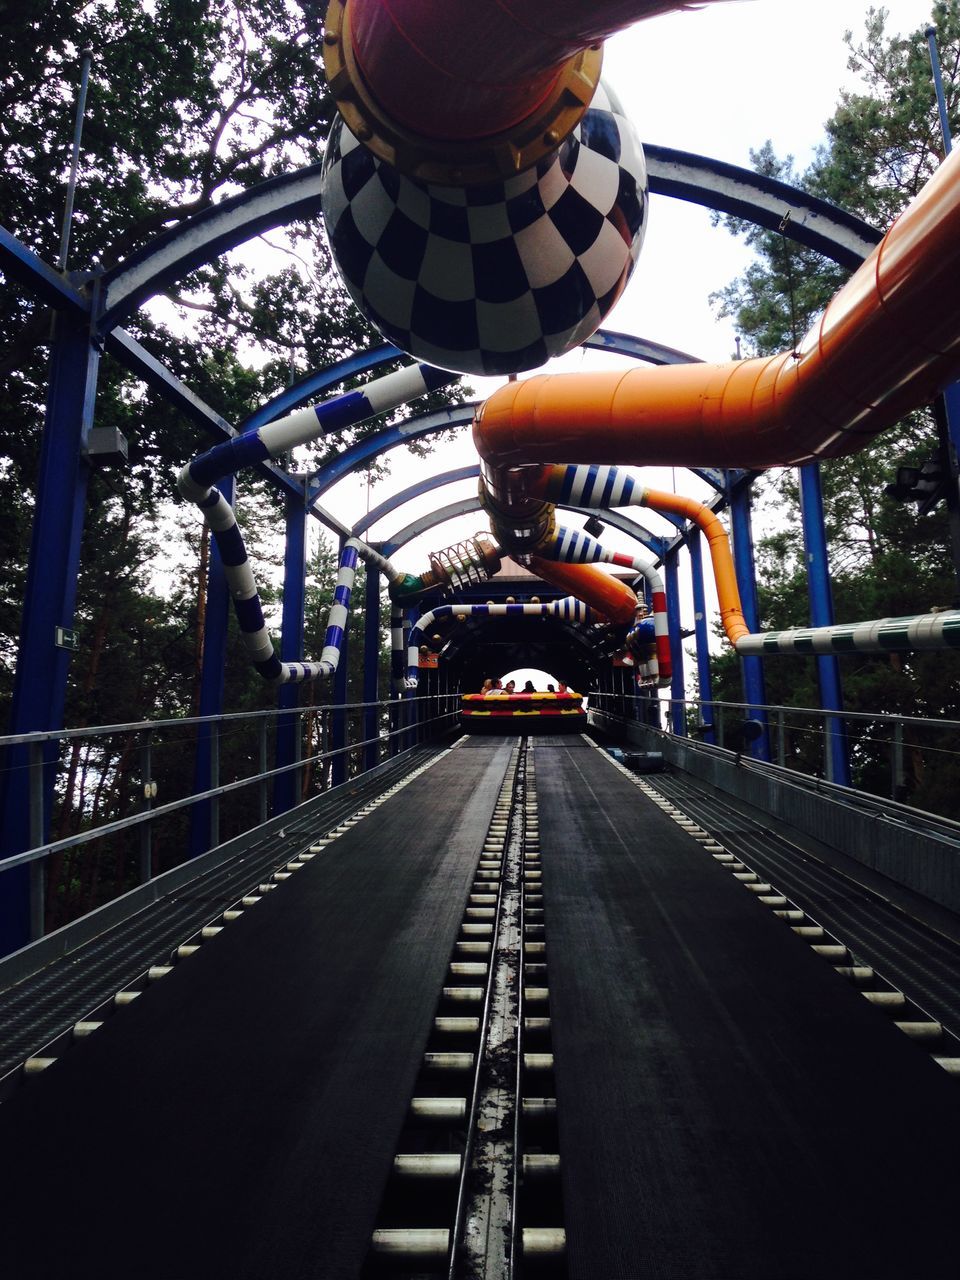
[546,683,556,693]
[504,679,516,694]
[480,678,493,694]
[484,679,503,696]
[557,681,568,694]
[523,680,536,693]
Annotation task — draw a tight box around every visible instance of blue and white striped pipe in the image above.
[736,611,960,656]
[402,598,596,689]
[180,360,458,492]
[180,482,394,682]
[177,363,436,681]
[541,463,644,512]
[541,522,671,687]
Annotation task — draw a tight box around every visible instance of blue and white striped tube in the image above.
[181,360,458,492]
[177,363,440,682]
[736,611,960,656]
[542,463,644,512]
[177,474,390,683]
[402,598,596,689]
[542,523,671,687]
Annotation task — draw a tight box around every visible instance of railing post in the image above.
[258,717,269,824]
[664,549,685,736]
[777,709,786,767]
[688,529,715,744]
[892,719,906,801]
[727,475,771,761]
[139,728,153,884]
[275,486,308,814]
[210,719,220,848]
[28,742,46,942]
[362,560,381,771]
[189,475,234,858]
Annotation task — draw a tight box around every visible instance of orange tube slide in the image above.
[640,488,749,646]
[527,557,638,624]
[345,0,731,141]
[474,146,960,470]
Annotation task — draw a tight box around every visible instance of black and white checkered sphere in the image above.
[320,84,648,376]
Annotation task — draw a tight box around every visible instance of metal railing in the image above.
[591,691,960,822]
[0,693,460,943]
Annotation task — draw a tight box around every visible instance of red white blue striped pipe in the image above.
[540,519,671,686]
[543,465,960,661]
[402,598,597,689]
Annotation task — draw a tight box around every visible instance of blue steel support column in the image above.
[727,477,771,761]
[664,550,686,735]
[274,490,307,814]
[0,315,101,954]
[687,528,715,744]
[362,562,381,771]
[189,475,236,856]
[799,463,851,785]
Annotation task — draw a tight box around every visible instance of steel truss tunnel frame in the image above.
[0,146,901,953]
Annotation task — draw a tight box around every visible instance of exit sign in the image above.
[55,626,79,651]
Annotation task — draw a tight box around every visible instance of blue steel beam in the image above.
[353,465,481,537]
[645,144,881,268]
[381,495,665,559]
[0,227,90,315]
[99,164,328,330]
[308,405,477,504]
[799,463,852,786]
[0,314,102,953]
[97,147,878,334]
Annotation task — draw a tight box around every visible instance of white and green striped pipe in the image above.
[736,611,960,656]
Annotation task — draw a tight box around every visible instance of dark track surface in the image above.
[0,740,457,1081]
[0,740,511,1280]
[535,737,960,1280]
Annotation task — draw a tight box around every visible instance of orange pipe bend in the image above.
[640,488,749,647]
[527,556,638,625]
[474,147,960,470]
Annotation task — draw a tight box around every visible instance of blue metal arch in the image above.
[95,145,879,333]
[380,494,665,559]
[353,465,481,537]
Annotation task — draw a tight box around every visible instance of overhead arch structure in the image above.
[0,118,892,950]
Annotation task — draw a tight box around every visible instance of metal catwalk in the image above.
[0,735,957,1279]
